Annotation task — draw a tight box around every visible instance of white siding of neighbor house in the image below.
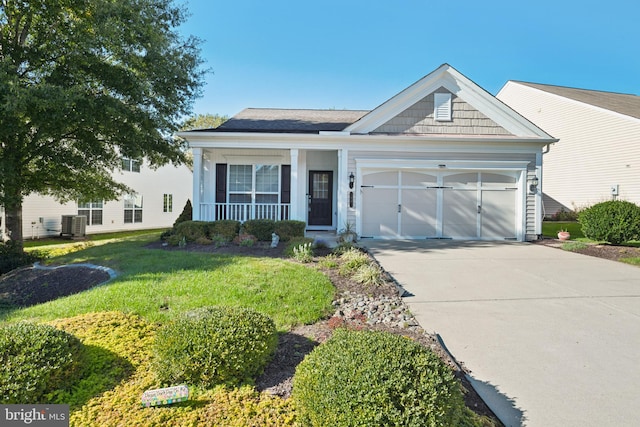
[373,88,514,136]
[498,82,640,216]
[13,162,192,240]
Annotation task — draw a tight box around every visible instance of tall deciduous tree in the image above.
[0,0,205,249]
[181,113,228,131]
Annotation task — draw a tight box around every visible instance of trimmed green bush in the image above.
[152,306,278,387]
[0,322,85,403]
[208,220,241,242]
[293,329,465,427]
[173,199,193,228]
[174,220,209,242]
[242,219,275,241]
[274,220,306,242]
[578,200,640,244]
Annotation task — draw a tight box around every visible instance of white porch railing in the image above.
[199,203,290,222]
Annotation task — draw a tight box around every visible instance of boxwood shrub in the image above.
[152,306,278,387]
[293,329,465,426]
[578,200,640,244]
[242,219,275,241]
[0,322,85,403]
[208,219,241,242]
[274,220,306,242]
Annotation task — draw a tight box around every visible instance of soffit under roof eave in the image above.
[183,131,556,149]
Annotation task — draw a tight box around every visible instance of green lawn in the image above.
[542,221,585,239]
[3,233,335,330]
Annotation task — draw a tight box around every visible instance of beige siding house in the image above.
[497,81,640,216]
[0,160,192,240]
[180,64,556,241]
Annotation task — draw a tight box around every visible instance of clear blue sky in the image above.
[178,0,640,118]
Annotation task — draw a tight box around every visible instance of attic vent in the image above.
[434,92,452,121]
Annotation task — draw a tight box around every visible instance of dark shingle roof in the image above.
[194,108,370,133]
[515,82,640,120]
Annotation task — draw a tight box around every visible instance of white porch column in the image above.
[191,147,203,221]
[337,148,348,231]
[289,149,300,220]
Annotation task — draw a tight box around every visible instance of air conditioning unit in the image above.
[61,215,87,238]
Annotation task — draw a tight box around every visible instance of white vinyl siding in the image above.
[498,82,640,215]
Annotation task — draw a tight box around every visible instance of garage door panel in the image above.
[360,169,521,241]
[362,188,398,238]
[402,171,437,186]
[401,189,437,237]
[443,189,477,238]
[482,190,516,239]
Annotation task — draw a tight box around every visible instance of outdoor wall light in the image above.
[349,172,355,189]
[529,176,539,194]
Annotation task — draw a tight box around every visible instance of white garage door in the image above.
[361,170,518,240]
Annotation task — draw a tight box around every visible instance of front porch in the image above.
[198,202,291,222]
[191,147,350,230]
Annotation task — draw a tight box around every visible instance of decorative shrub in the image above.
[174,220,209,242]
[0,322,85,403]
[292,243,314,263]
[352,263,385,286]
[549,207,580,222]
[293,329,465,427]
[173,199,193,228]
[284,237,314,257]
[234,234,257,247]
[274,220,306,242]
[242,219,275,241]
[0,241,44,275]
[338,248,371,276]
[208,220,241,242]
[152,306,278,387]
[578,200,640,244]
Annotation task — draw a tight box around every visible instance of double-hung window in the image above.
[121,157,141,173]
[163,194,173,213]
[229,165,280,204]
[124,194,143,223]
[78,201,103,225]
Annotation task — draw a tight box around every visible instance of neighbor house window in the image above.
[434,92,452,121]
[78,201,103,225]
[163,194,173,213]
[121,157,141,172]
[124,194,143,223]
[229,164,279,204]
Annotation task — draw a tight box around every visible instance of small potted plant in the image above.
[557,229,571,241]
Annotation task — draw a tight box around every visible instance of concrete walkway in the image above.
[362,240,640,427]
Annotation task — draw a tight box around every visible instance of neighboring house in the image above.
[497,81,640,216]
[179,64,556,241]
[0,158,192,240]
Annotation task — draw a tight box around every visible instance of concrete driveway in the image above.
[362,240,640,427]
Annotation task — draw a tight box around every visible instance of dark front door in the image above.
[308,171,333,226]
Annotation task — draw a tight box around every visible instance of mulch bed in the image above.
[0,266,111,308]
